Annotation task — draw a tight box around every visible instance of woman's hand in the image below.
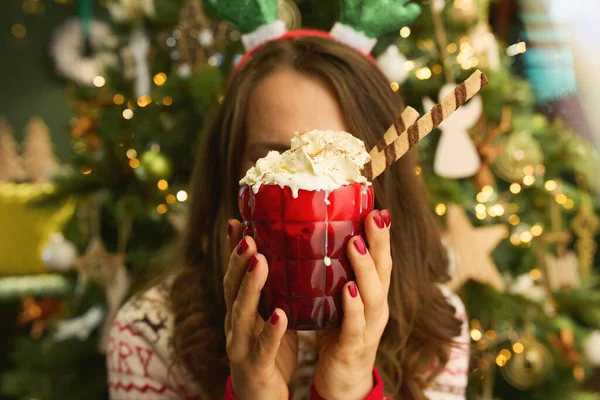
[224,220,298,400]
[313,210,392,400]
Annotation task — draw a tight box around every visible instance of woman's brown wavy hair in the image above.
[166,36,461,399]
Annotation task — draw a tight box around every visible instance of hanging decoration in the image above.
[570,191,600,279]
[22,117,61,183]
[469,22,501,70]
[443,205,507,292]
[377,45,409,84]
[159,0,234,75]
[583,330,600,366]
[536,201,580,291]
[277,0,301,30]
[451,0,479,21]
[501,336,552,390]
[17,296,64,339]
[493,130,543,183]
[0,118,26,182]
[54,306,105,342]
[129,25,152,98]
[41,233,78,272]
[473,106,511,190]
[50,18,118,86]
[108,0,156,22]
[423,84,482,179]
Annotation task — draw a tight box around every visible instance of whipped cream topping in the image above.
[240,130,371,197]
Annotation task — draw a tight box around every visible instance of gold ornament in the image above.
[571,192,599,278]
[501,336,552,390]
[278,0,301,30]
[444,205,507,292]
[135,148,173,181]
[494,130,543,183]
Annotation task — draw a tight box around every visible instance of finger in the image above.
[364,210,393,296]
[252,308,288,367]
[347,235,385,325]
[227,219,244,253]
[230,253,269,352]
[224,236,257,332]
[339,281,366,349]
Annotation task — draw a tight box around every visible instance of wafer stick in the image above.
[363,70,488,181]
[369,106,420,157]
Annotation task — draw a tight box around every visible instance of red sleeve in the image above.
[223,377,237,400]
[310,368,385,400]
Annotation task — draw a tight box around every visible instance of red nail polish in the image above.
[270,311,279,325]
[248,254,259,272]
[354,236,367,255]
[348,282,358,298]
[227,220,233,237]
[373,210,385,229]
[236,237,249,255]
[382,210,391,227]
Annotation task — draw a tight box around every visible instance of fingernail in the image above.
[373,210,385,229]
[248,254,259,272]
[236,237,249,255]
[227,220,233,237]
[353,236,367,255]
[381,210,391,227]
[348,282,358,298]
[270,311,279,325]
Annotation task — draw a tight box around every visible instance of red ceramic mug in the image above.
[238,183,374,330]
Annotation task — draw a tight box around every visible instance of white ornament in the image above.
[423,83,482,179]
[176,63,192,78]
[507,273,548,303]
[54,306,105,342]
[41,233,78,272]
[377,45,409,84]
[50,19,118,86]
[129,25,151,98]
[198,28,214,47]
[469,23,501,70]
[432,0,446,12]
[583,330,600,366]
[108,0,155,22]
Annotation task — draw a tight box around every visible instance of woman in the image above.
[107,35,469,399]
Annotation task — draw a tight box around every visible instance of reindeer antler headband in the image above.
[204,0,421,71]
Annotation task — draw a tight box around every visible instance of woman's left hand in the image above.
[313,209,392,400]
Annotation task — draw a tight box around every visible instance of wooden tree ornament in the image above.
[536,201,579,292]
[22,117,59,183]
[0,117,26,181]
[444,205,507,292]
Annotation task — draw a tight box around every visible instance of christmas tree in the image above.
[1,0,599,399]
[0,118,25,182]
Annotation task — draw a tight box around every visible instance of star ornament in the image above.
[444,205,507,292]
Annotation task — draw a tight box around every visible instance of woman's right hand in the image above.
[224,220,298,400]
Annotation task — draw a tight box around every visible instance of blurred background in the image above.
[1,0,599,399]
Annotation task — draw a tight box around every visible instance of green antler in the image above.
[340,0,421,38]
[204,0,279,34]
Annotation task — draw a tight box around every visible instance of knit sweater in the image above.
[107,284,469,399]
